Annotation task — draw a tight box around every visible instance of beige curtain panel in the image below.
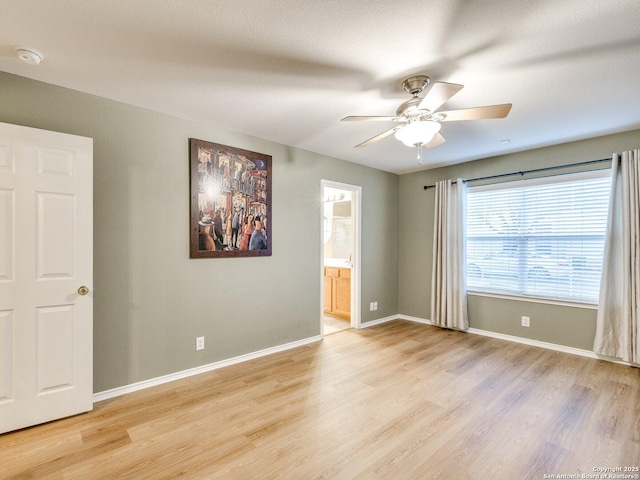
[593,149,640,364]
[430,179,469,331]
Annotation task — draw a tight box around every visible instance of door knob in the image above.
[78,286,89,296]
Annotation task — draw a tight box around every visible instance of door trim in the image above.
[320,180,362,334]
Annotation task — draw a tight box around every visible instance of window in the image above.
[466,170,611,304]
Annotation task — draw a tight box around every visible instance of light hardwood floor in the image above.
[1,320,639,479]
[323,314,350,335]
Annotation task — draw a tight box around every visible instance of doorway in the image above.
[321,180,361,335]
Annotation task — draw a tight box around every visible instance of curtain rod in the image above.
[422,157,613,190]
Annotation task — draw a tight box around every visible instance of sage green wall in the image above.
[399,128,640,350]
[0,72,399,393]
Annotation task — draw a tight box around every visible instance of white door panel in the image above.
[0,309,13,402]
[0,141,11,170]
[0,188,13,281]
[0,122,93,434]
[37,192,76,279]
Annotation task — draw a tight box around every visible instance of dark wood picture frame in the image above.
[189,138,272,258]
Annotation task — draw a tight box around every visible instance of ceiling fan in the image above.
[342,75,512,163]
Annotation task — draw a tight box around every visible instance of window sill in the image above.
[466,290,598,310]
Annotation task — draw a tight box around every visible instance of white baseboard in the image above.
[395,314,432,325]
[93,335,322,403]
[396,314,637,367]
[358,314,398,329]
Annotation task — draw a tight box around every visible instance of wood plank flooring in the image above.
[323,314,350,335]
[1,320,639,479]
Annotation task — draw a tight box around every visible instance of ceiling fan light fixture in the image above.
[394,121,441,147]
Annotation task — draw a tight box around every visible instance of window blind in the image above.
[466,170,611,303]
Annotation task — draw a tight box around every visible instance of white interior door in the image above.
[0,122,93,434]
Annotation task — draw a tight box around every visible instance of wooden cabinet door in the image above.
[323,274,332,313]
[323,267,350,319]
[333,270,351,318]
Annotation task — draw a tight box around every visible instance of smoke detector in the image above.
[16,47,44,65]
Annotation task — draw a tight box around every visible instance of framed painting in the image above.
[189,138,272,258]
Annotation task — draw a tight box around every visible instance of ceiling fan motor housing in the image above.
[397,76,432,116]
[402,75,431,96]
[396,97,423,117]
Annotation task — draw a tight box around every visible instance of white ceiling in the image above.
[1,0,639,174]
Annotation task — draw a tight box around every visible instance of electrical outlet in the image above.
[196,336,205,351]
[521,316,530,327]
[369,302,375,311]
[373,301,378,311]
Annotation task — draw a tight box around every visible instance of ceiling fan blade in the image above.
[438,103,512,121]
[355,127,398,148]
[418,82,464,113]
[342,116,401,122]
[425,132,446,149]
